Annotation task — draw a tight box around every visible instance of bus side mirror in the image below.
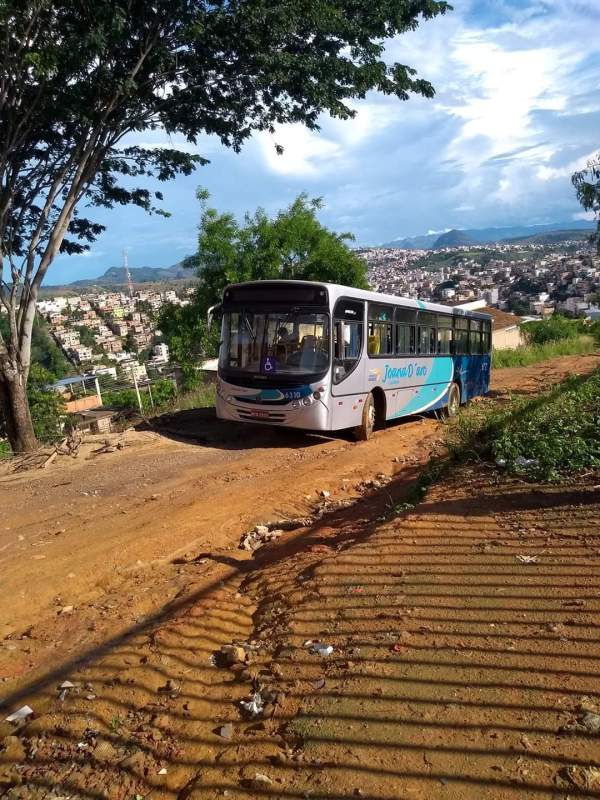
[207,303,222,328]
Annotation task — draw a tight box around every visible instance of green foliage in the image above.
[158,303,218,389]
[103,388,144,412]
[160,192,368,378]
[150,379,176,406]
[74,325,96,348]
[508,299,531,316]
[491,335,595,368]
[190,191,369,316]
[520,315,584,345]
[0,315,70,380]
[445,368,600,481]
[30,317,70,378]
[104,378,212,414]
[26,366,67,443]
[572,153,600,253]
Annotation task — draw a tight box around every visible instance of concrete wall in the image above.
[492,326,525,351]
[65,395,101,413]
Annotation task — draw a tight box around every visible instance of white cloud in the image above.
[258,125,343,177]
[258,100,400,177]
[573,210,596,221]
[537,150,598,181]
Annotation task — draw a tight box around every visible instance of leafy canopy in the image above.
[159,192,369,384]
[188,190,369,314]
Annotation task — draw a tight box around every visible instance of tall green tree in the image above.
[190,190,369,312]
[159,192,368,386]
[0,0,449,451]
[572,152,600,253]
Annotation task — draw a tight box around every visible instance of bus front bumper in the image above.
[216,394,330,430]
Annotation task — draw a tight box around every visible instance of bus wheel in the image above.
[354,393,376,441]
[445,382,461,418]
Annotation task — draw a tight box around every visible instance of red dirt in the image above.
[0,352,599,799]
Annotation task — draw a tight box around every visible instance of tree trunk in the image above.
[0,372,38,453]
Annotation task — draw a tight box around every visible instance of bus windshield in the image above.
[220,309,330,377]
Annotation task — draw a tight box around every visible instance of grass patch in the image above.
[445,367,600,481]
[170,382,216,411]
[492,335,596,369]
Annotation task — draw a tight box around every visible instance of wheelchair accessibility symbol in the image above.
[260,356,277,374]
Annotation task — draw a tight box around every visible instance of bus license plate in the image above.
[249,409,269,419]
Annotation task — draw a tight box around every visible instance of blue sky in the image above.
[47,0,600,284]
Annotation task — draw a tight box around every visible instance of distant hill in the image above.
[66,262,190,287]
[381,220,595,250]
[502,229,592,245]
[433,229,476,248]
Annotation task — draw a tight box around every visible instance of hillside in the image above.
[433,228,475,248]
[503,228,592,245]
[67,261,189,287]
[382,219,595,249]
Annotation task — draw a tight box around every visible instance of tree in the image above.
[190,191,368,312]
[159,192,368,383]
[572,153,600,253]
[0,0,449,451]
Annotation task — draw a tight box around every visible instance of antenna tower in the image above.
[123,248,133,299]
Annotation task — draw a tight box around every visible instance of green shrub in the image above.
[445,368,600,481]
[150,378,176,407]
[26,364,67,443]
[520,315,583,345]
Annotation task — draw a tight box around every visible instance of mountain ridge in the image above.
[382,220,595,249]
[56,261,191,288]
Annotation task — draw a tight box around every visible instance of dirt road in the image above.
[0,353,599,799]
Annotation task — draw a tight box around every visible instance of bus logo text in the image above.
[383,363,427,382]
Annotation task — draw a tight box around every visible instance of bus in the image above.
[214,280,491,440]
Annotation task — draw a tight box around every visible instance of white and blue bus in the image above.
[214,280,491,440]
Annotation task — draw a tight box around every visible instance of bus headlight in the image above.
[302,396,311,407]
[313,391,321,401]
[291,400,300,409]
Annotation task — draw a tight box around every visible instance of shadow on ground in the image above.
[2,462,600,799]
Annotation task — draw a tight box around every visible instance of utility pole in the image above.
[130,365,143,413]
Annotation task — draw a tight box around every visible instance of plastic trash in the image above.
[310,643,334,656]
[239,691,265,716]
[218,723,234,739]
[5,705,33,724]
[516,555,539,564]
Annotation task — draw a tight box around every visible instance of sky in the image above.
[47,0,600,284]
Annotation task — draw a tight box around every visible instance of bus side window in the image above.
[367,303,393,356]
[469,319,482,354]
[453,317,469,355]
[418,326,433,354]
[334,320,363,383]
[396,324,416,355]
[394,307,417,355]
